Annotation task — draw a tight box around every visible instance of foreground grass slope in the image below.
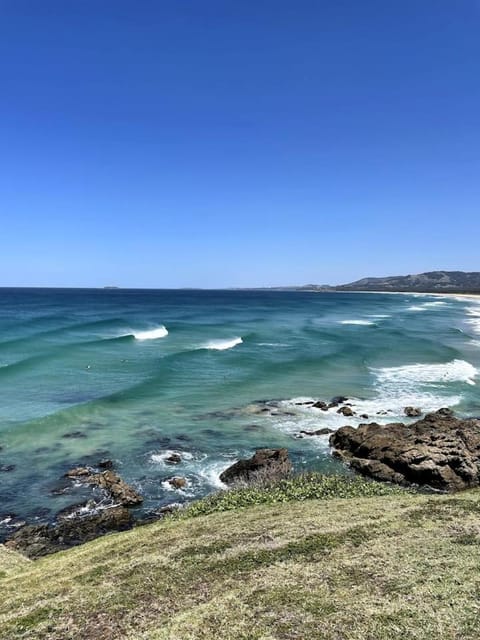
[2,476,480,639]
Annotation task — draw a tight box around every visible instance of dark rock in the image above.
[29,507,52,519]
[360,414,369,419]
[312,401,328,410]
[0,514,27,539]
[219,448,293,485]
[49,477,73,496]
[294,401,314,405]
[167,476,187,489]
[65,468,143,506]
[136,504,180,525]
[0,464,16,472]
[299,428,334,436]
[404,406,422,417]
[5,506,133,558]
[202,428,223,438]
[337,406,354,417]
[61,431,87,439]
[331,396,349,405]
[165,453,182,465]
[437,407,454,417]
[329,408,480,491]
[244,424,262,432]
[98,459,114,469]
[56,501,96,520]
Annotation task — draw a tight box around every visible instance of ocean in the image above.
[1,288,479,536]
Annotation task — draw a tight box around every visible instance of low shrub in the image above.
[177,472,408,519]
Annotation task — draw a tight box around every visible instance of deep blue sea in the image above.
[1,288,479,536]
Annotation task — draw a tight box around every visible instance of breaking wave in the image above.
[202,337,243,351]
[132,326,169,341]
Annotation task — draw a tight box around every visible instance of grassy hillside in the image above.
[2,476,480,639]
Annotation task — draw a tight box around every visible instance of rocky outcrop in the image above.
[165,453,182,464]
[404,406,422,417]
[312,401,328,410]
[65,468,143,506]
[337,406,354,417]
[167,476,187,489]
[5,506,133,559]
[330,409,480,491]
[220,448,292,485]
[299,428,334,437]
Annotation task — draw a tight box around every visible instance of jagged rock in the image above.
[337,406,354,417]
[437,407,454,417]
[136,504,180,525]
[65,468,143,506]
[330,409,480,491]
[404,406,422,417]
[5,506,133,558]
[330,396,349,406]
[299,428,334,436]
[167,476,187,489]
[66,466,92,478]
[219,448,292,485]
[312,401,328,410]
[165,453,182,465]
[360,414,369,419]
[98,459,114,469]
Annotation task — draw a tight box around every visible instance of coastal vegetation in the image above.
[2,474,480,639]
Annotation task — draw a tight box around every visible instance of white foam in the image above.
[161,479,191,494]
[407,306,427,311]
[203,337,243,351]
[374,359,477,387]
[423,301,448,307]
[257,342,290,347]
[367,314,391,319]
[150,450,194,464]
[263,359,477,444]
[467,319,480,335]
[339,320,375,326]
[133,326,168,341]
[196,460,229,490]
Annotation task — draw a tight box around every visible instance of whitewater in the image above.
[0,288,479,535]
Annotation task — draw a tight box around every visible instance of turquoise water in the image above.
[1,288,479,534]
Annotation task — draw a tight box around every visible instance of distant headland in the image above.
[244,271,480,294]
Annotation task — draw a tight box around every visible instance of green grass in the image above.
[2,475,480,639]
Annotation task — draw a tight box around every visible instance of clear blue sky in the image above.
[1,0,479,288]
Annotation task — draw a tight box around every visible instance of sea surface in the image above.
[1,288,479,536]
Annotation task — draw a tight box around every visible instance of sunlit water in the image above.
[1,288,479,535]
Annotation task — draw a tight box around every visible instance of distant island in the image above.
[248,271,480,294]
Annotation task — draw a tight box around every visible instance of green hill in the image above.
[2,476,480,639]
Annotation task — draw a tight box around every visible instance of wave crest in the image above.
[203,337,243,351]
[339,320,375,326]
[133,326,169,341]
